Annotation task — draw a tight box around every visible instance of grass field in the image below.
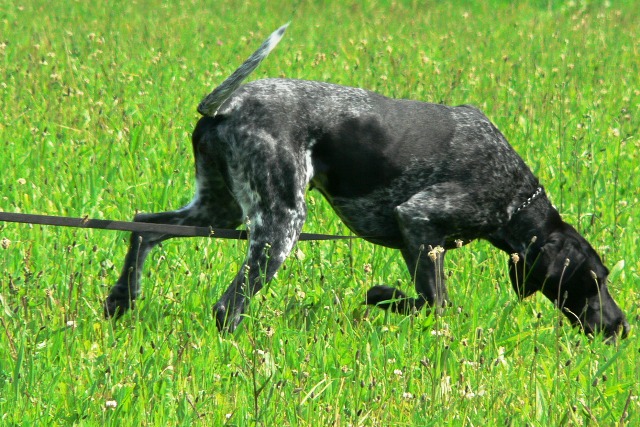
[1,0,639,425]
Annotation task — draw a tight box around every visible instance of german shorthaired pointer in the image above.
[105,25,629,340]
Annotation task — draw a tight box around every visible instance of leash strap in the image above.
[0,211,355,241]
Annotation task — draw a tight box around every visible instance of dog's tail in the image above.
[197,23,289,117]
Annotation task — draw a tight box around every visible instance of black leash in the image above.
[0,211,355,241]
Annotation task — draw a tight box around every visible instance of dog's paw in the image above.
[103,295,134,319]
[213,303,241,333]
[365,285,413,313]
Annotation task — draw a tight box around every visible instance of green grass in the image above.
[1,0,639,425]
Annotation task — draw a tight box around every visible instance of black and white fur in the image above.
[105,25,629,340]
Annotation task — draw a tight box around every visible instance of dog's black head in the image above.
[509,222,629,341]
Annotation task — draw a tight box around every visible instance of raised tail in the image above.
[197,23,289,117]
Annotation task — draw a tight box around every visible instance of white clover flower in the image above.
[1,237,10,249]
[66,320,77,329]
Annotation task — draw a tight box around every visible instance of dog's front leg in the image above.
[365,244,449,314]
[366,189,455,314]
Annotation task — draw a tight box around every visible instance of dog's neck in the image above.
[512,187,545,216]
[488,188,562,257]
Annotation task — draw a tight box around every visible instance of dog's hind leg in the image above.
[212,201,307,332]
[104,177,243,318]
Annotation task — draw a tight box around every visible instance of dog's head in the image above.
[509,222,629,341]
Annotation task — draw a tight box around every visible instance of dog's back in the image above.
[212,77,539,239]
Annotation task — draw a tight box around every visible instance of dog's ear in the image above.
[510,231,589,300]
[507,233,565,299]
[538,232,588,296]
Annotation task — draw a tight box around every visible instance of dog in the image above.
[105,24,629,340]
